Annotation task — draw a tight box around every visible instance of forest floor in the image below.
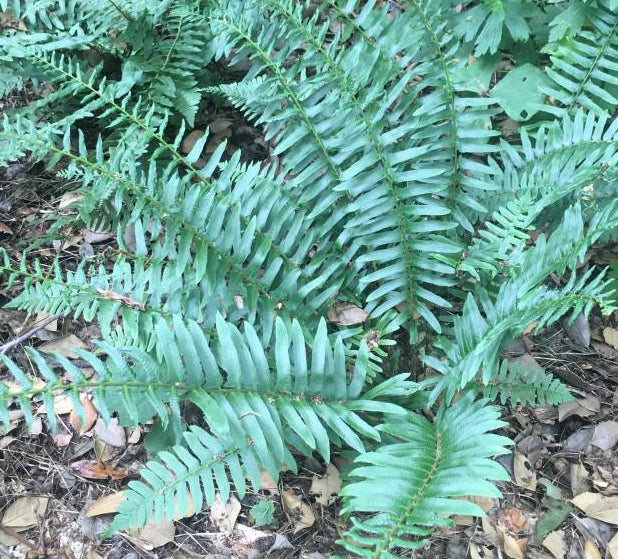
[2,88,618,559]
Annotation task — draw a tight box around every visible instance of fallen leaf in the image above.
[570,463,590,497]
[69,393,98,434]
[94,418,126,447]
[58,191,84,210]
[0,436,15,449]
[563,312,590,347]
[39,334,87,359]
[281,490,315,533]
[608,531,618,559]
[327,303,368,326]
[591,341,618,359]
[35,312,57,332]
[86,492,126,517]
[310,463,341,506]
[585,540,602,559]
[469,543,483,559]
[574,516,614,548]
[482,516,501,547]
[500,508,529,533]
[572,492,618,524]
[39,393,74,416]
[0,222,13,235]
[128,518,175,550]
[591,421,618,450]
[502,532,525,559]
[54,432,73,447]
[537,497,571,540]
[82,229,113,244]
[514,452,537,491]
[210,494,241,534]
[95,288,145,310]
[70,460,132,480]
[543,530,567,559]
[603,327,618,350]
[53,233,83,251]
[127,426,141,444]
[558,396,600,422]
[181,129,205,154]
[564,426,594,452]
[234,522,269,546]
[1,496,49,530]
[260,470,279,495]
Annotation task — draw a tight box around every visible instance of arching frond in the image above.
[338,394,511,558]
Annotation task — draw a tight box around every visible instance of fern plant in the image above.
[1,0,617,556]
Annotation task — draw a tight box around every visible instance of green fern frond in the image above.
[107,426,261,532]
[452,0,540,56]
[541,0,618,115]
[478,357,574,405]
[428,202,618,403]
[338,394,511,558]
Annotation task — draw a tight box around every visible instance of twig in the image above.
[0,525,39,552]
[0,314,62,355]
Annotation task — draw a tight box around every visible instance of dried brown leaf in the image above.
[327,303,368,326]
[281,489,315,533]
[570,463,590,497]
[181,130,205,154]
[58,191,84,210]
[86,492,126,517]
[95,288,145,310]
[39,334,87,359]
[572,492,618,525]
[310,464,341,506]
[558,396,600,422]
[603,327,618,350]
[584,540,602,559]
[94,418,126,447]
[259,470,279,495]
[1,496,49,530]
[590,421,618,450]
[514,452,537,491]
[128,518,175,550]
[542,530,566,559]
[210,494,240,534]
[608,531,618,559]
[69,393,98,434]
[502,532,526,559]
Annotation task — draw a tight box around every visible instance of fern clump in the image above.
[1,0,617,556]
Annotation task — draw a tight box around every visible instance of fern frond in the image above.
[541,0,618,115]
[107,426,261,532]
[428,202,618,403]
[452,0,540,57]
[338,394,511,558]
[478,357,573,405]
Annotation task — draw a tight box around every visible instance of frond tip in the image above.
[338,394,511,558]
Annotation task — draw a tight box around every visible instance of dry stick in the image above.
[0,525,40,552]
[0,314,63,355]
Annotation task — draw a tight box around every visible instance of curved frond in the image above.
[338,394,511,558]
